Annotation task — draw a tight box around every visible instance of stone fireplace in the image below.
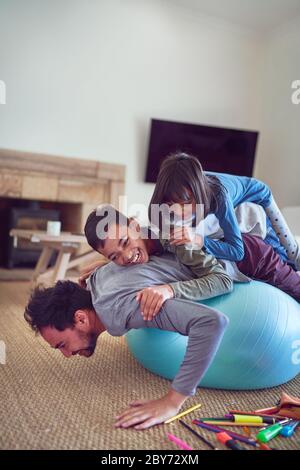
[0,148,125,270]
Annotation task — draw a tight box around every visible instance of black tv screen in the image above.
[145,118,259,183]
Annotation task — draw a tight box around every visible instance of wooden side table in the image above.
[10,229,100,284]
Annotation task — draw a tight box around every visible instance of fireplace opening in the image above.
[0,198,84,270]
[7,200,60,268]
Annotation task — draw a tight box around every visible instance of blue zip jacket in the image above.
[204,172,284,262]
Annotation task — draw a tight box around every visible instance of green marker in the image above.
[256,419,291,443]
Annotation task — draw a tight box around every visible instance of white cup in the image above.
[47,221,61,236]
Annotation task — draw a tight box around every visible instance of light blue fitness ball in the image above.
[126,281,300,390]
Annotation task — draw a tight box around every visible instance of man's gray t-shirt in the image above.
[87,253,228,396]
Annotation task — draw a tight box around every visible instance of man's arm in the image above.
[169,245,234,301]
[115,297,228,429]
[149,298,229,396]
[135,245,233,321]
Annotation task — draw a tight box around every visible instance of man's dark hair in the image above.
[84,204,129,251]
[24,281,93,333]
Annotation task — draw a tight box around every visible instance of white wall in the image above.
[255,18,300,207]
[0,0,262,215]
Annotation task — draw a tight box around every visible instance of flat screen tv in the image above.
[145,118,259,183]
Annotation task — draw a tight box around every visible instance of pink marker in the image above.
[167,433,193,450]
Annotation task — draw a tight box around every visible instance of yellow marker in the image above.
[202,421,263,427]
[234,414,264,424]
[164,404,201,424]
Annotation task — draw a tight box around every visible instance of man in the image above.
[25,207,232,429]
[25,266,229,430]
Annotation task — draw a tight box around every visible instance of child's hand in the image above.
[169,227,203,248]
[136,285,174,321]
[78,259,107,288]
[114,390,187,430]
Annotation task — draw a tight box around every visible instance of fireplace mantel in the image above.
[0,148,126,234]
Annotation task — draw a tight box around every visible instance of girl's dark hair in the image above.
[24,281,93,333]
[149,152,226,219]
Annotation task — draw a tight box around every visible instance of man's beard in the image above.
[75,331,97,357]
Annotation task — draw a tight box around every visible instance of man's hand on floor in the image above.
[114,390,187,430]
[136,284,174,321]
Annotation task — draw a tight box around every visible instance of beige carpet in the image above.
[0,282,299,450]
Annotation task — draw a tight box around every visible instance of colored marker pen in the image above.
[256,419,291,443]
[179,420,219,450]
[280,420,299,437]
[225,414,278,424]
[193,420,258,447]
[167,433,193,450]
[217,432,245,450]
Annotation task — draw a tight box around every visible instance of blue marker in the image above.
[280,420,299,438]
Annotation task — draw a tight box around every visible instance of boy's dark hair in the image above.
[149,152,226,220]
[84,204,129,251]
[24,281,93,333]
